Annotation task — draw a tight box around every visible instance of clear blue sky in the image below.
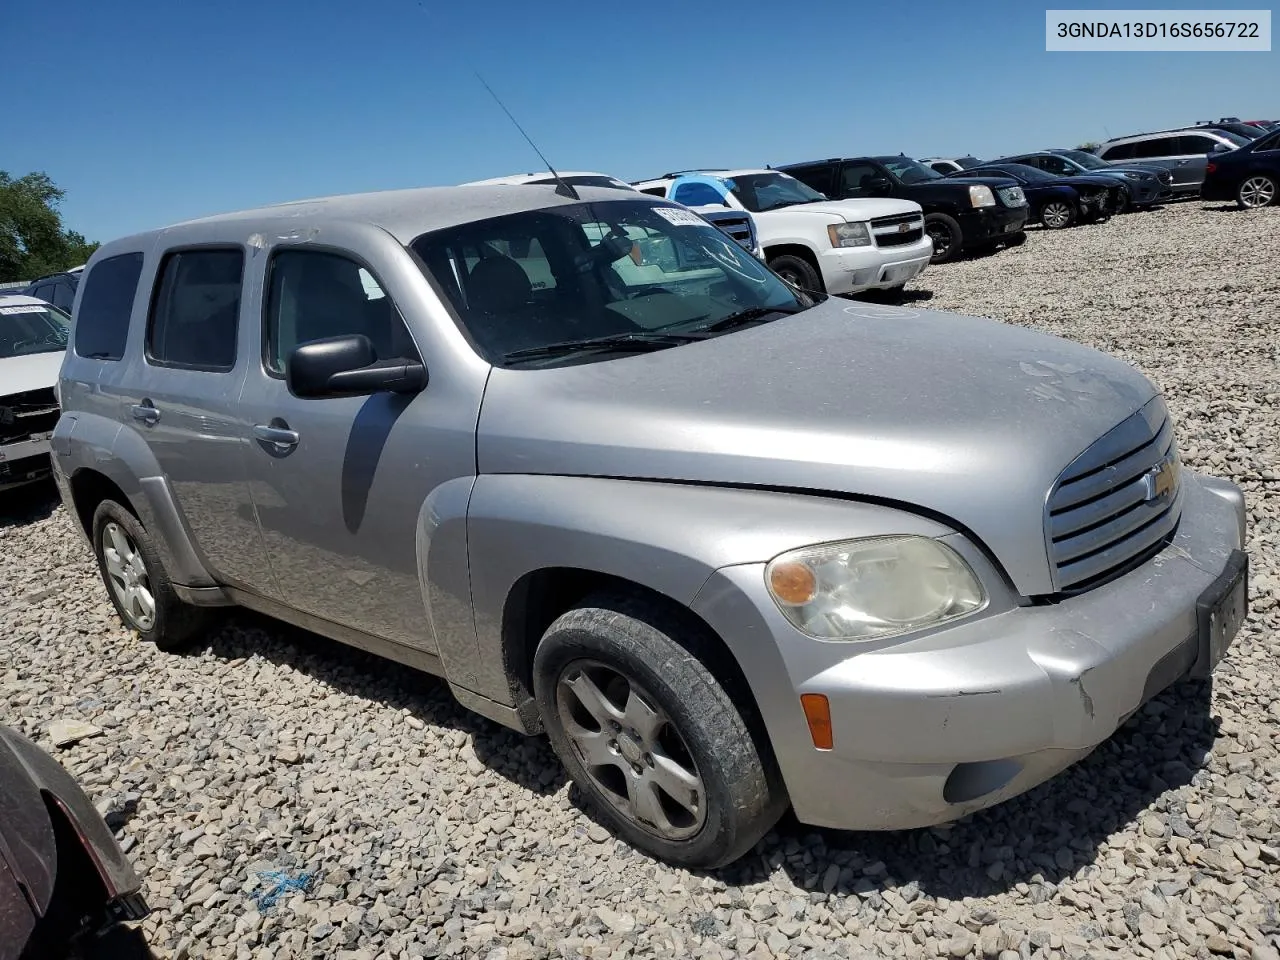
[7,0,1276,243]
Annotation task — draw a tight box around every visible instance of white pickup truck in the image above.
[633,169,932,296]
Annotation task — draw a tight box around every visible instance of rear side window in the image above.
[147,248,243,371]
[74,252,144,360]
[1177,135,1219,154]
[1100,142,1135,161]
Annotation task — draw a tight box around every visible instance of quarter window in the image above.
[74,252,144,361]
[1101,143,1135,161]
[147,249,243,370]
[672,182,727,207]
[264,250,419,375]
[1177,135,1218,154]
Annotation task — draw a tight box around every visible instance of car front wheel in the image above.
[1238,175,1277,209]
[923,213,963,264]
[533,592,784,869]
[1041,200,1076,229]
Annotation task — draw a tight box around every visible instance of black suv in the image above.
[22,270,80,313]
[774,156,1029,263]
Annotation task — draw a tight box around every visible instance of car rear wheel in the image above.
[766,253,822,293]
[92,499,210,651]
[923,213,963,264]
[1041,200,1076,229]
[1238,175,1277,209]
[532,592,784,869]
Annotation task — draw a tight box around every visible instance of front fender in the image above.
[464,474,954,711]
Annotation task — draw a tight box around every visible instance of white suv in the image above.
[633,169,930,296]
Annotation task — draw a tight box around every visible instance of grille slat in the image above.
[1046,397,1182,592]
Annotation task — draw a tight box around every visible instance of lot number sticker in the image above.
[653,207,708,227]
[0,305,46,315]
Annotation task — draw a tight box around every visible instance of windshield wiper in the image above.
[696,305,803,334]
[502,331,707,364]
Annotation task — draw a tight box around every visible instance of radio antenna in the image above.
[475,72,580,200]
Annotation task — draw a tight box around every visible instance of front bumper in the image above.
[818,236,933,295]
[691,471,1247,831]
[0,433,53,491]
[956,205,1028,246]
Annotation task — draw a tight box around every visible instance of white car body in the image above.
[0,295,68,491]
[461,171,638,191]
[633,169,931,296]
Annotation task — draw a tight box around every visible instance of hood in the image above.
[477,299,1157,597]
[1049,175,1118,190]
[765,198,921,222]
[1095,166,1159,180]
[933,174,1020,189]
[0,351,64,398]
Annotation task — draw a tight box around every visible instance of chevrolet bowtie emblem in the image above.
[1142,455,1179,503]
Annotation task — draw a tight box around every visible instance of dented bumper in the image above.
[692,470,1247,831]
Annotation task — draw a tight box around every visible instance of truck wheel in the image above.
[91,499,209,651]
[1237,175,1277,209]
[766,254,822,293]
[923,213,962,263]
[1040,200,1075,229]
[532,593,783,869]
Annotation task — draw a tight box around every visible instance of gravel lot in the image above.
[3,199,1278,960]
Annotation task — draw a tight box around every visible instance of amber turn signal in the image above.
[800,693,834,750]
[768,561,818,605]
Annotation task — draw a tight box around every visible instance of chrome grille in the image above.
[870,213,925,248]
[1045,397,1183,592]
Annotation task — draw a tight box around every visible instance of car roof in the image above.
[460,171,634,187]
[635,168,775,183]
[1098,127,1236,146]
[0,293,54,307]
[105,183,644,249]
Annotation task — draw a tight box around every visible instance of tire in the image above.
[1237,174,1277,209]
[532,592,784,869]
[1040,200,1076,229]
[91,499,209,651]
[923,213,962,264]
[1112,188,1131,214]
[765,253,822,293]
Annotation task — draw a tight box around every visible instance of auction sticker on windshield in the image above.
[0,305,46,314]
[653,207,709,227]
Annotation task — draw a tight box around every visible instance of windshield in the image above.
[723,173,827,212]
[410,199,806,367]
[0,301,70,359]
[1057,150,1109,170]
[878,157,943,184]
[996,164,1054,182]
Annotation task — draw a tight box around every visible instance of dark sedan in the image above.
[1,724,150,959]
[949,163,1119,228]
[1201,127,1280,208]
[994,149,1172,210]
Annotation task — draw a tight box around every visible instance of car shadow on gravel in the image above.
[184,613,568,797]
[1202,204,1249,214]
[712,678,1217,899]
[0,478,60,528]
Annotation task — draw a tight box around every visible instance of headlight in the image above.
[827,222,871,248]
[997,186,1026,207]
[764,536,986,641]
[968,185,996,208]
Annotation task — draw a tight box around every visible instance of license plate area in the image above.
[1192,549,1248,678]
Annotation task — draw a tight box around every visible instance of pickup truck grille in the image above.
[0,388,59,447]
[699,211,756,252]
[1045,397,1183,593]
[871,213,925,248]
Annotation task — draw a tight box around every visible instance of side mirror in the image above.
[287,334,427,399]
[866,176,892,194]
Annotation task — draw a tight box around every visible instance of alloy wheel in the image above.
[556,659,706,840]
[1239,176,1277,208]
[102,521,156,631]
[925,222,954,258]
[1042,202,1073,228]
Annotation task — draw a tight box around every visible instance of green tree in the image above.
[1076,141,1101,153]
[0,171,100,283]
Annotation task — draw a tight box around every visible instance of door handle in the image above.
[130,401,160,425]
[252,424,299,448]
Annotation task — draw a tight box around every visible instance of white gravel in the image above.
[3,199,1278,960]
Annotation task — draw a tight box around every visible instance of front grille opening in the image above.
[0,388,59,446]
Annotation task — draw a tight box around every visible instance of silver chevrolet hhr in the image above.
[50,182,1248,868]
